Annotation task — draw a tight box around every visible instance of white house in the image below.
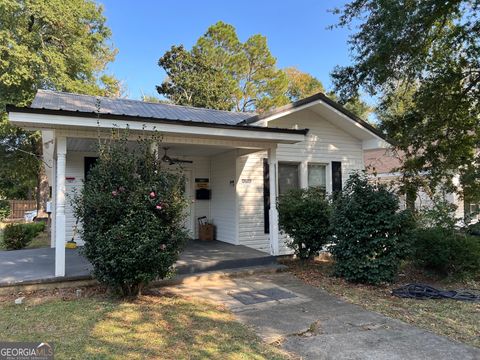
[364,148,479,223]
[7,90,388,277]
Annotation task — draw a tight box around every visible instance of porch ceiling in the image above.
[67,137,238,157]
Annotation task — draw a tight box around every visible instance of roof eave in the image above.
[6,105,309,136]
[239,93,390,144]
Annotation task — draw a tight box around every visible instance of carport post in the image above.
[55,136,67,277]
[268,145,280,256]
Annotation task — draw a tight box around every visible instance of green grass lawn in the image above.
[0,288,289,360]
[283,258,480,348]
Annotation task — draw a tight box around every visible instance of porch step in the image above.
[174,254,278,275]
[156,263,287,287]
[0,263,287,295]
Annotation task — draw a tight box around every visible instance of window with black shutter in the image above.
[332,161,342,192]
[84,157,98,181]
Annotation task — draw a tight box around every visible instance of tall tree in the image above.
[157,21,289,112]
[158,45,235,110]
[285,67,372,120]
[331,0,480,201]
[285,67,325,101]
[0,0,118,207]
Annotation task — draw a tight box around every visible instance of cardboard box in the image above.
[199,224,215,241]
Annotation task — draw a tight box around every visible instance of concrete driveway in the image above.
[165,272,480,360]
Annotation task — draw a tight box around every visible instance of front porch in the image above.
[8,91,308,277]
[0,240,278,286]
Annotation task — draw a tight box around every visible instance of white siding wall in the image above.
[210,150,237,244]
[237,109,365,255]
[236,151,270,253]
[65,151,96,245]
[63,150,211,245]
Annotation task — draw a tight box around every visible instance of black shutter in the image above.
[84,157,98,181]
[332,161,342,192]
[263,158,270,234]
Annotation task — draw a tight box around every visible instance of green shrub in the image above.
[73,135,189,297]
[278,187,331,259]
[330,172,414,284]
[417,196,458,231]
[0,199,10,221]
[3,222,45,250]
[413,227,480,278]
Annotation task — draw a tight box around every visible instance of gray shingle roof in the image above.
[31,90,254,125]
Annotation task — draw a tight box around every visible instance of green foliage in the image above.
[417,196,458,231]
[332,0,480,201]
[3,222,45,250]
[0,0,118,107]
[158,45,235,111]
[73,135,189,296]
[0,0,118,200]
[0,118,41,199]
[284,67,325,102]
[277,187,331,260]
[330,172,414,284]
[413,228,480,279]
[0,199,10,221]
[157,21,289,112]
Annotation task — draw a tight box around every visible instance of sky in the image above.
[99,0,354,101]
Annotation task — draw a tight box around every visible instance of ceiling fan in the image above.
[161,147,193,165]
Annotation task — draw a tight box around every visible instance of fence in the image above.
[7,200,37,220]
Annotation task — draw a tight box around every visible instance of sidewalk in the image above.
[164,272,480,360]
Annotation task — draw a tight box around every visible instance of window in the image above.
[331,161,342,192]
[465,201,480,221]
[84,157,98,181]
[308,164,327,190]
[278,163,299,195]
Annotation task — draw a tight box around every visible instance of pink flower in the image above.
[155,204,163,210]
[111,190,118,196]
[149,191,156,198]
[160,244,167,251]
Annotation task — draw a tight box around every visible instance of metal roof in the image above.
[31,90,254,125]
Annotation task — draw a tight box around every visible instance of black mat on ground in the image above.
[392,283,480,302]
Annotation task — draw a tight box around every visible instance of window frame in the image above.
[307,162,328,190]
[278,161,300,195]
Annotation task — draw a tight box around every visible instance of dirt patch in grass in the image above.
[0,286,291,360]
[281,258,480,348]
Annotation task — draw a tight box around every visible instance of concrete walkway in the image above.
[164,272,480,360]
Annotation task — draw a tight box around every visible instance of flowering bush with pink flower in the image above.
[73,135,188,296]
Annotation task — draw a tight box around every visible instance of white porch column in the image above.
[150,141,158,159]
[50,158,56,248]
[300,160,308,189]
[55,137,67,277]
[268,145,280,256]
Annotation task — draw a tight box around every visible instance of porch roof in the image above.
[29,89,255,125]
[7,91,308,144]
